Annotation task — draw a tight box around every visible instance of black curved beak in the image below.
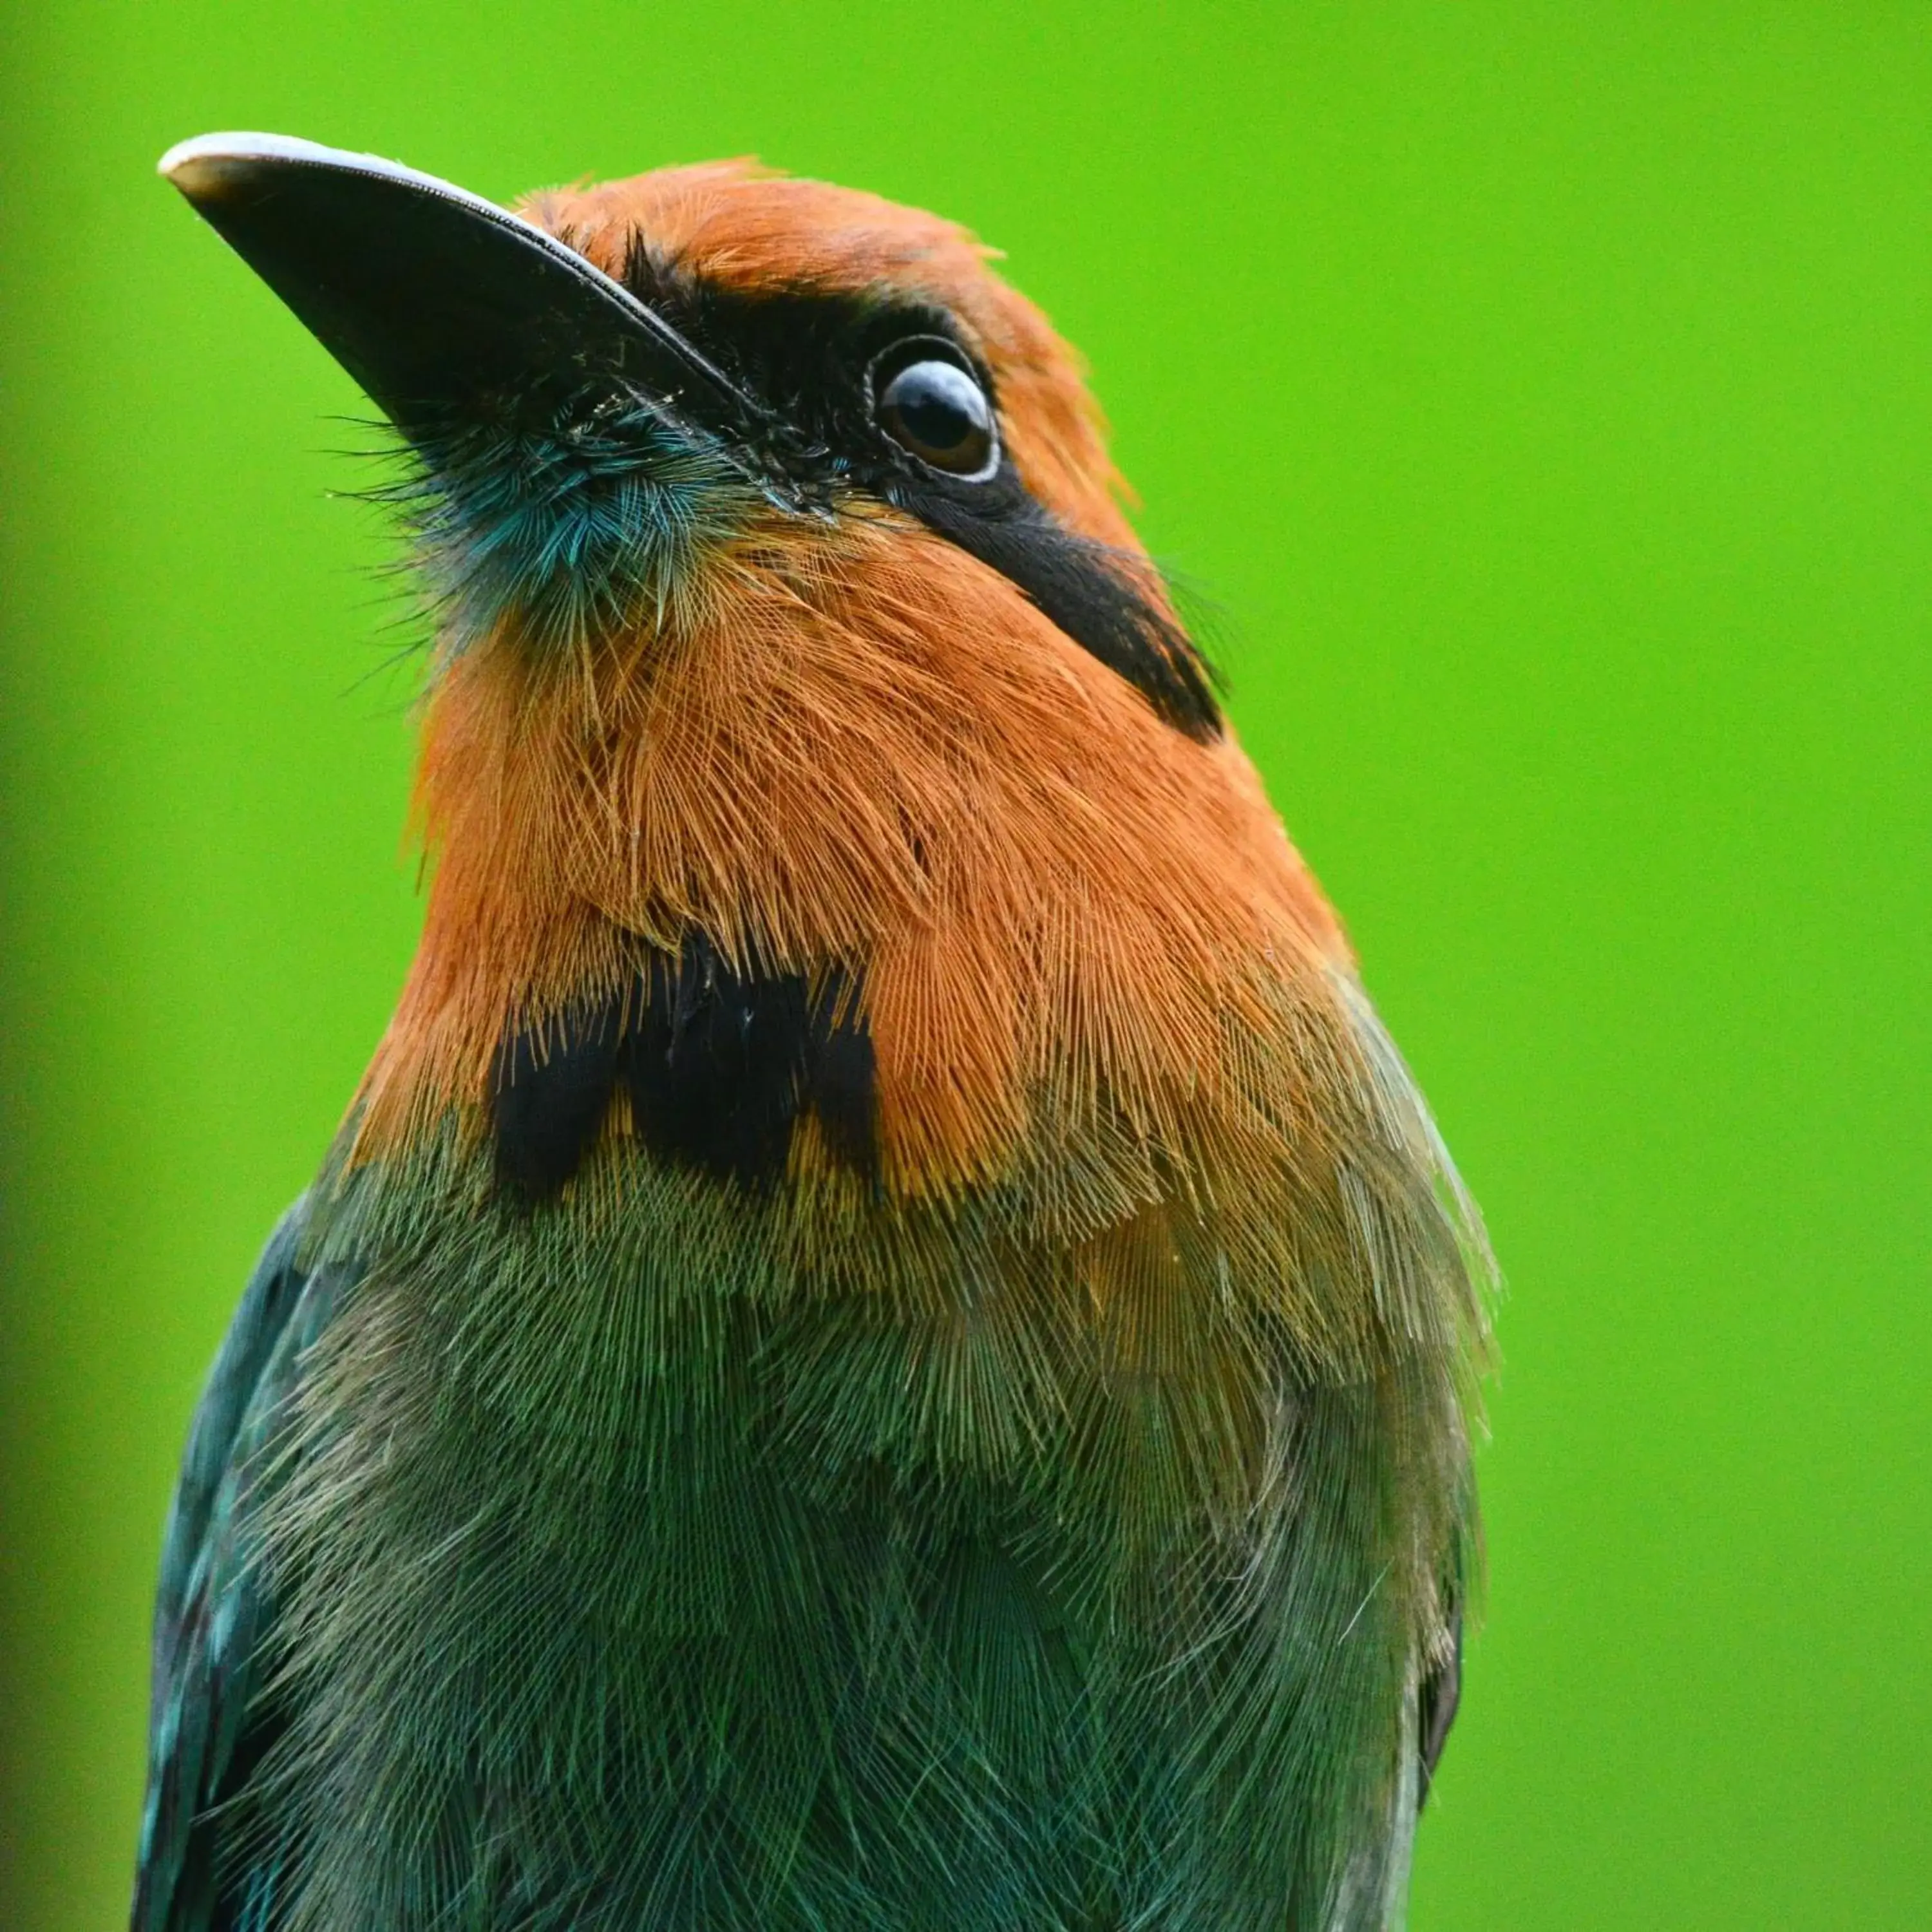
[158,133,760,444]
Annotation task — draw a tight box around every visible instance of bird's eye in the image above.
[871,342,998,479]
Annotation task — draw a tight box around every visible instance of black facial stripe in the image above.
[614,249,1223,740]
[490,935,878,1200]
[903,489,1220,739]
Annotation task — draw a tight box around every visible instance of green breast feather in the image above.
[137,957,1488,1932]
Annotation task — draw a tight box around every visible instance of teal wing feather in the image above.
[133,1197,328,1932]
[1417,1599,1462,1809]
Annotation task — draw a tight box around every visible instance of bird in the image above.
[137,131,1494,1932]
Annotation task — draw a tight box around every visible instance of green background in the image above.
[3,5,1927,1926]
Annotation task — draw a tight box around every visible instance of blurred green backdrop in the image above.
[3,4,1928,1927]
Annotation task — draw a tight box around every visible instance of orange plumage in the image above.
[142,137,1493,1932]
[358,168,1346,1207]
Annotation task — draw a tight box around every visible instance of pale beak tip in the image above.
[158,131,328,203]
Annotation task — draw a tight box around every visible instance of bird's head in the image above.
[163,136,1212,714]
[163,136,1357,1217]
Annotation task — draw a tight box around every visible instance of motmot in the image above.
[137,132,1493,1931]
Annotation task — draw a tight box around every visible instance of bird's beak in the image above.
[158,132,761,444]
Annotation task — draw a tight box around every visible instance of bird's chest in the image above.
[264,1148,1422,1928]
[284,1173,1264,1730]
[293,1174,1277,1623]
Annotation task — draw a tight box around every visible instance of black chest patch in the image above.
[490,935,876,1200]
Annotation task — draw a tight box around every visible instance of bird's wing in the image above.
[1416,1598,1463,1809]
[133,1196,330,1932]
